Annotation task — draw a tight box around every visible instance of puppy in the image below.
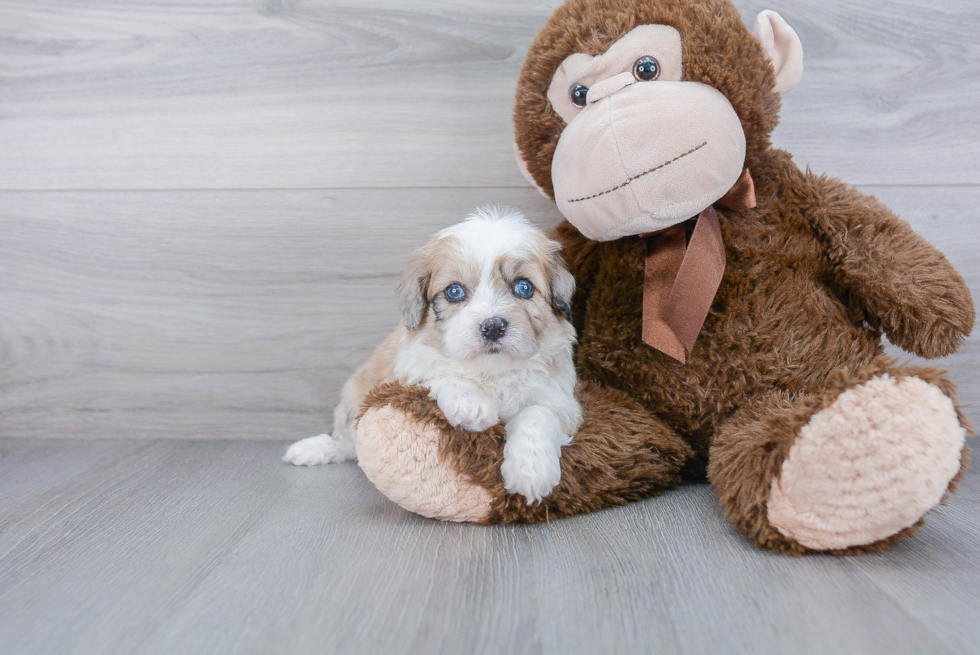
[284,206,582,504]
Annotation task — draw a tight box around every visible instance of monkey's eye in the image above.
[569,84,588,107]
[512,278,534,299]
[444,284,467,303]
[633,56,661,81]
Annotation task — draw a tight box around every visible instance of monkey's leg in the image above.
[708,357,970,554]
[356,381,692,523]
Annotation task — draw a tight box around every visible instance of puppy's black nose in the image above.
[480,317,508,342]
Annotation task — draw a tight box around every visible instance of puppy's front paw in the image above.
[437,390,499,432]
[283,434,349,466]
[500,438,563,505]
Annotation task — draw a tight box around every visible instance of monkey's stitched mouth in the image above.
[567,141,708,203]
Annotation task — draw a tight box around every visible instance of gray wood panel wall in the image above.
[2,0,978,439]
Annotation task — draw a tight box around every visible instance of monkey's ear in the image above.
[514,143,550,199]
[753,10,804,94]
[395,248,430,331]
[548,247,576,322]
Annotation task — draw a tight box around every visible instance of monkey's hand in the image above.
[808,174,974,358]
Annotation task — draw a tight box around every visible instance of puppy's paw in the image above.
[437,390,499,432]
[283,434,350,466]
[500,441,562,505]
[502,406,567,504]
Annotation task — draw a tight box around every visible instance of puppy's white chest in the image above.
[480,377,532,421]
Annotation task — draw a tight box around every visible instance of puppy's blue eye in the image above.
[512,278,534,299]
[444,284,466,303]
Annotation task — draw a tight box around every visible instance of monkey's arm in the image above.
[807,174,974,358]
[553,220,603,336]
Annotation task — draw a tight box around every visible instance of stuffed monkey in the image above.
[355,0,974,554]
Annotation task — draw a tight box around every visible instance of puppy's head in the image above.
[396,206,575,363]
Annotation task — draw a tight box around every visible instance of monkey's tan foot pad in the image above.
[356,403,493,523]
[767,374,966,551]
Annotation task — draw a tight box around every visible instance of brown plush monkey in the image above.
[355,0,975,554]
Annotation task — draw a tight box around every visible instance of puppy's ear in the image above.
[396,247,430,331]
[547,245,576,322]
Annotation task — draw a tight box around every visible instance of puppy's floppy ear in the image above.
[547,244,576,322]
[396,246,430,331]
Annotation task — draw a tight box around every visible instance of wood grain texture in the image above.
[2,1,978,652]
[0,0,978,189]
[1,186,975,440]
[0,187,564,440]
[0,438,977,655]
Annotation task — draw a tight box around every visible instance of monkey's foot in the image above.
[357,404,494,522]
[767,374,966,550]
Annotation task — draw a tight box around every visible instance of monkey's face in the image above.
[514,5,804,243]
[546,25,746,241]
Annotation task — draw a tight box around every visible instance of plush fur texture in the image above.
[558,150,974,471]
[767,374,965,550]
[707,357,971,555]
[351,0,975,554]
[357,403,494,522]
[358,381,692,523]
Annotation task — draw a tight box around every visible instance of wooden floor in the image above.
[2,0,980,653]
[0,438,978,655]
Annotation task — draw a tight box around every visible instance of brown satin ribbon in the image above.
[642,168,756,362]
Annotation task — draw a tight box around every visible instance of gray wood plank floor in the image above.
[0,437,977,655]
[2,0,980,652]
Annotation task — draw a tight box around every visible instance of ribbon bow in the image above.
[641,168,756,363]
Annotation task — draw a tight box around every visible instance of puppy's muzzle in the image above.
[480,317,508,342]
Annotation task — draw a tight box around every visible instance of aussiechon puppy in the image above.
[285,206,581,504]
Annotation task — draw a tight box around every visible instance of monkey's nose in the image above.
[586,71,635,105]
[480,317,508,342]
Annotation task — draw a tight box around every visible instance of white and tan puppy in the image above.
[284,206,582,504]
